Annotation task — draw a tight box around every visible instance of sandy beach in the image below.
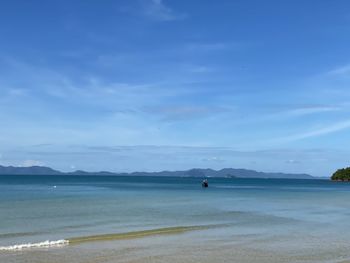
[2,226,350,263]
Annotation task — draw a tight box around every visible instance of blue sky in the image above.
[1,0,350,176]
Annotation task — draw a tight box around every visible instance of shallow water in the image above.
[1,175,350,262]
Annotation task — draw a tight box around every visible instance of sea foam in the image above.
[0,239,69,251]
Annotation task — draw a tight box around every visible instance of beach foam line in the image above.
[69,225,208,244]
[0,240,69,251]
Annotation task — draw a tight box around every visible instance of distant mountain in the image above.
[0,165,61,175]
[125,168,313,179]
[0,165,314,179]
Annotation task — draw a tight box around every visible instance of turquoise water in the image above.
[1,175,350,262]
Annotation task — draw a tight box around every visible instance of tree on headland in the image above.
[331,167,350,181]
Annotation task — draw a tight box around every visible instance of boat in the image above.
[202,179,208,188]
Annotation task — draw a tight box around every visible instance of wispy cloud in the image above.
[142,0,186,21]
[234,104,343,126]
[201,156,225,163]
[327,64,350,76]
[264,105,342,121]
[0,57,192,109]
[274,119,350,143]
[142,105,230,121]
[7,88,27,97]
[285,105,341,116]
[185,42,231,52]
[285,159,301,164]
[186,65,214,73]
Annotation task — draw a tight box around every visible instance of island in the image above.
[331,167,350,181]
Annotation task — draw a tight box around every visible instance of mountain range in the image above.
[0,165,314,179]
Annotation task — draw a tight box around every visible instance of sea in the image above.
[1,175,350,263]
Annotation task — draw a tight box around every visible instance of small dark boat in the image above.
[202,179,208,188]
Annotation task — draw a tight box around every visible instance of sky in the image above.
[0,0,350,177]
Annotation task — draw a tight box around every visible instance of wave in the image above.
[0,225,211,251]
[0,240,69,251]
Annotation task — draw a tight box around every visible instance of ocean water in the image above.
[1,175,350,263]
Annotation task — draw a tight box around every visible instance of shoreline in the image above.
[0,225,215,251]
